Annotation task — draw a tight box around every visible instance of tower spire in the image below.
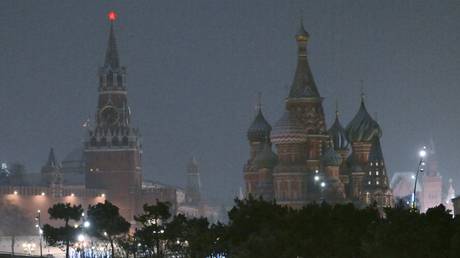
[46,148,57,168]
[104,11,120,69]
[335,99,339,119]
[360,80,365,104]
[288,19,320,99]
[256,92,262,113]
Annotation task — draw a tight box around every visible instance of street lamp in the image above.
[77,234,85,242]
[83,221,90,228]
[412,146,427,210]
[35,210,43,258]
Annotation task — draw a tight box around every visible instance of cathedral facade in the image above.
[244,23,393,208]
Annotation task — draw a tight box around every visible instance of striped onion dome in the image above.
[271,111,307,144]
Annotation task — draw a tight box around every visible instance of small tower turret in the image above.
[328,104,349,161]
[362,138,392,207]
[186,157,202,205]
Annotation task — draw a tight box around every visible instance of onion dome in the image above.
[253,143,278,169]
[322,147,342,167]
[247,108,272,142]
[346,98,382,142]
[271,111,307,144]
[328,110,349,150]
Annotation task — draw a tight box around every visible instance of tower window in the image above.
[117,75,123,88]
[107,72,113,87]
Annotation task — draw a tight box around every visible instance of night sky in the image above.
[0,1,459,205]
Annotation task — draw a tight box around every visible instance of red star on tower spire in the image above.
[108,11,117,22]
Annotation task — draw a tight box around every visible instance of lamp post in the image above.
[412,146,427,210]
[35,210,43,258]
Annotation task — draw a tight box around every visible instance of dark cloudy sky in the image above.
[0,1,459,205]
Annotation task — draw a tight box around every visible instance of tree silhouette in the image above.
[135,201,171,257]
[42,203,83,258]
[87,200,130,258]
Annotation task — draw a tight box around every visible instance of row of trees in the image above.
[42,197,460,258]
[42,200,224,258]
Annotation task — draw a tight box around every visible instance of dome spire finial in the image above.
[296,15,309,42]
[256,92,262,113]
[335,99,340,119]
[360,80,365,104]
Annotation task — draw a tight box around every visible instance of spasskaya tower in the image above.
[85,11,142,221]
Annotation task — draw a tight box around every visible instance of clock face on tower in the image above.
[100,105,119,126]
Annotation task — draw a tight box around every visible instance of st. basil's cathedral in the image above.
[244,22,393,208]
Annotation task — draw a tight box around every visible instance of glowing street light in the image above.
[412,146,428,210]
[77,234,85,242]
[83,221,90,228]
[36,210,43,257]
[314,175,320,182]
[320,182,326,188]
[419,149,427,158]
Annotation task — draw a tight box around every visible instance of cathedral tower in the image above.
[84,12,142,220]
[346,96,382,200]
[244,97,276,200]
[270,21,330,208]
[362,138,392,207]
[285,22,329,162]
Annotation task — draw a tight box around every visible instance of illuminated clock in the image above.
[100,106,119,126]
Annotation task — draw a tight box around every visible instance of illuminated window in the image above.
[369,171,372,175]
[376,162,379,166]
[368,181,371,185]
[376,171,379,176]
[376,180,380,185]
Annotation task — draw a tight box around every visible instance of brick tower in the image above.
[270,21,330,208]
[84,12,142,221]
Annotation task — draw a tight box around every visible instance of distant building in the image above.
[243,22,392,209]
[390,172,421,207]
[392,140,455,213]
[420,141,443,212]
[445,179,455,212]
[452,196,460,216]
[177,158,219,223]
